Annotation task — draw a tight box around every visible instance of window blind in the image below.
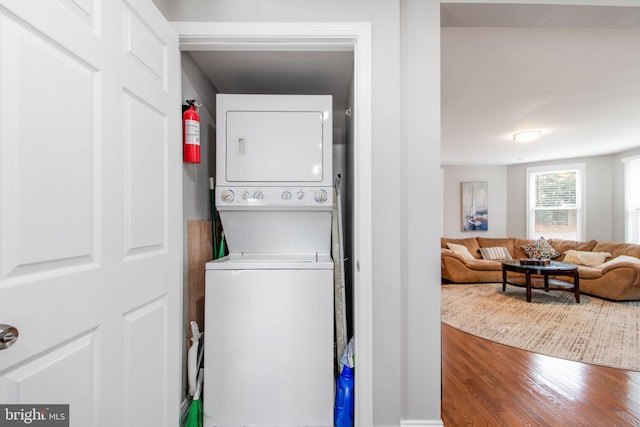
[527,164,583,241]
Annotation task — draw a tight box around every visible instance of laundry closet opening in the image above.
[183,47,355,333]
[180,41,358,422]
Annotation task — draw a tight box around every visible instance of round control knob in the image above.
[242,191,251,200]
[253,191,264,200]
[297,191,305,200]
[221,189,234,203]
[314,190,328,203]
[282,191,292,201]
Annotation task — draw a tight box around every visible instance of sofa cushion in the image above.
[592,242,640,259]
[463,259,503,270]
[599,255,640,269]
[479,247,512,260]
[447,243,475,260]
[441,237,481,259]
[521,237,561,259]
[575,265,604,279]
[548,239,598,260]
[476,237,516,257]
[564,250,611,267]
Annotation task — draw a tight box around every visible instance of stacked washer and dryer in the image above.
[204,94,335,427]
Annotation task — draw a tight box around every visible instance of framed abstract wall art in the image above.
[461,181,488,231]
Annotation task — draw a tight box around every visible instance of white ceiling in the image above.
[441,3,640,165]
[186,4,640,166]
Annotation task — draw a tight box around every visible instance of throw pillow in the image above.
[563,250,611,268]
[478,247,512,261]
[521,237,560,259]
[599,255,640,269]
[447,243,475,260]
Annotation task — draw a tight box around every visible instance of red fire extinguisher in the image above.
[183,100,200,163]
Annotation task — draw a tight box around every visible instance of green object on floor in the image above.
[182,368,204,427]
[183,399,202,427]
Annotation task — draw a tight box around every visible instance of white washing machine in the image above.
[204,254,333,426]
[204,94,334,427]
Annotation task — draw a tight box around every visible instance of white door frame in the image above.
[171,22,373,426]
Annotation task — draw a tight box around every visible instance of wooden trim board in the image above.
[187,220,213,338]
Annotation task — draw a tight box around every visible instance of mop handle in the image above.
[210,177,218,259]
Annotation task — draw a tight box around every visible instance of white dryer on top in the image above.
[215,93,333,255]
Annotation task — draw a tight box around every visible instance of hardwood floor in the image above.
[441,323,640,426]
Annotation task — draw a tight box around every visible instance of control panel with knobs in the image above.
[216,187,332,207]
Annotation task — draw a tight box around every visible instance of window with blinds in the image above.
[623,155,640,244]
[526,164,585,241]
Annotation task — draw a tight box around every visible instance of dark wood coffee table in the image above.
[501,259,580,303]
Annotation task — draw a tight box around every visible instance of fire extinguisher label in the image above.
[185,119,200,145]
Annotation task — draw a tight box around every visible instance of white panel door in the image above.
[0,1,181,426]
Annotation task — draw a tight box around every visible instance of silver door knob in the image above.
[0,324,19,350]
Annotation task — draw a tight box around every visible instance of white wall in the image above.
[181,52,217,281]
[400,0,442,421]
[181,52,218,228]
[505,164,527,238]
[180,51,218,400]
[446,152,640,243]
[442,165,508,238]
[445,155,620,242]
[507,155,614,241]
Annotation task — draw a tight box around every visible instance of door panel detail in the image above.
[122,91,166,258]
[122,297,167,427]
[0,14,98,280]
[122,3,166,87]
[0,330,97,426]
[58,0,98,32]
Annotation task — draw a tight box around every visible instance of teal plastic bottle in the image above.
[334,366,354,427]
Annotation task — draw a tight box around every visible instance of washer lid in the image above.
[205,253,333,270]
[217,209,332,255]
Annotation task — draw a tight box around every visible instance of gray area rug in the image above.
[441,283,640,371]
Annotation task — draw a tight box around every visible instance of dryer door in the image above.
[225,110,325,182]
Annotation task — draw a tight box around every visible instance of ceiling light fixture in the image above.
[513,129,542,143]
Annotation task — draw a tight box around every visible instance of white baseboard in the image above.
[400,419,444,427]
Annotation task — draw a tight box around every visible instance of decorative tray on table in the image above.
[519,258,551,266]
